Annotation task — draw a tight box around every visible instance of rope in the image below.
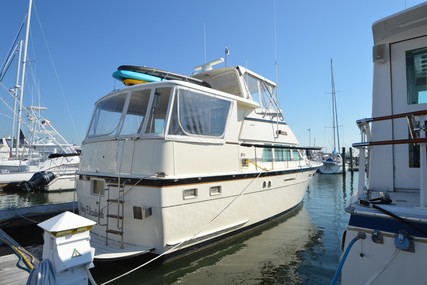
[26,259,56,285]
[364,249,400,285]
[330,232,366,285]
[248,159,271,171]
[0,231,38,272]
[101,171,264,284]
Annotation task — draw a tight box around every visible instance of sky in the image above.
[0,0,426,150]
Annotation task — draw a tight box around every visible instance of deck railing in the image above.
[353,110,427,207]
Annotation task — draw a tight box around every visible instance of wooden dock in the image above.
[0,228,39,285]
[0,253,30,285]
[0,202,77,284]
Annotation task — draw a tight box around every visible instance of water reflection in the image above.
[0,188,76,209]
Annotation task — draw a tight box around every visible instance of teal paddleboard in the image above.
[112,70,162,83]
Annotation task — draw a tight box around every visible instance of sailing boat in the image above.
[0,0,80,191]
[318,59,347,174]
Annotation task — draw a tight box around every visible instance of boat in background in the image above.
[76,59,321,261]
[337,3,427,284]
[319,59,347,174]
[0,0,79,192]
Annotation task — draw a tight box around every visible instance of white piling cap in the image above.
[38,211,96,233]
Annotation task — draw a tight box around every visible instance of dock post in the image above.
[342,147,346,176]
[350,147,354,173]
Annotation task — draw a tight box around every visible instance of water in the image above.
[0,172,356,285]
[0,189,76,209]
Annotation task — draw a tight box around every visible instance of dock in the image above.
[0,253,31,284]
[0,228,39,285]
[0,201,78,284]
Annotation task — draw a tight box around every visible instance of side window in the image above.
[406,47,427,104]
[262,146,272,162]
[291,149,301,161]
[284,149,291,161]
[168,89,231,137]
[145,87,172,134]
[274,148,284,161]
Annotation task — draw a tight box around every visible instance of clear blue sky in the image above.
[0,0,426,150]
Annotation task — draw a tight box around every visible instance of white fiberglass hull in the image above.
[341,192,427,285]
[76,168,317,260]
[318,162,345,174]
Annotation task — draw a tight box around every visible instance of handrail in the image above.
[356,110,427,125]
[353,137,427,147]
[353,110,427,206]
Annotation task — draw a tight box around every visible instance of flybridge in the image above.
[111,58,281,115]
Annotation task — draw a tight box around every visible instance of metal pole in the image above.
[16,0,32,158]
[10,40,23,158]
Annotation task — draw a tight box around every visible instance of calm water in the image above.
[1,172,356,285]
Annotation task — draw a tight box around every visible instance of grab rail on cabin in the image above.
[353,110,427,207]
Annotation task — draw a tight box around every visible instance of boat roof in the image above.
[372,2,427,44]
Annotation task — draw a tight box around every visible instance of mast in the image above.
[10,40,23,158]
[15,0,32,158]
[330,59,340,153]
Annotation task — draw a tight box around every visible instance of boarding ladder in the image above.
[105,181,126,248]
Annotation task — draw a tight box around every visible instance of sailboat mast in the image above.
[15,0,32,158]
[10,40,23,158]
[330,59,336,153]
[330,59,340,153]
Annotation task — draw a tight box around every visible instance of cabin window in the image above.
[274,148,284,161]
[406,47,427,105]
[87,92,127,137]
[119,89,151,136]
[274,147,291,161]
[144,87,172,134]
[244,73,275,108]
[292,149,302,161]
[168,89,231,137]
[262,146,272,162]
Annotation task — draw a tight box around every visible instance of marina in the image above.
[1,1,427,284]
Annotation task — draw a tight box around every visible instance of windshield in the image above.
[87,92,127,137]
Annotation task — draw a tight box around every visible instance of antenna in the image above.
[204,24,207,63]
[225,47,230,66]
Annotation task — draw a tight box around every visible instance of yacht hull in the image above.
[77,168,317,260]
[341,197,427,284]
